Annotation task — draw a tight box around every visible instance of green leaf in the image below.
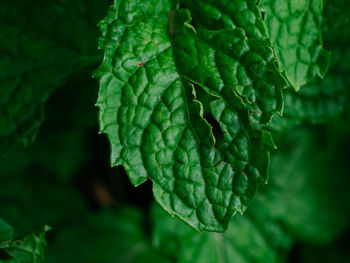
[261,0,330,89]
[0,218,13,242]
[0,148,87,236]
[1,226,50,263]
[323,0,350,36]
[0,0,109,153]
[44,205,290,263]
[283,75,347,124]
[45,208,169,263]
[269,46,350,127]
[178,0,268,38]
[267,5,350,129]
[43,126,350,263]
[150,125,350,261]
[0,77,99,236]
[262,127,350,243]
[172,10,285,124]
[95,0,286,231]
[151,204,291,263]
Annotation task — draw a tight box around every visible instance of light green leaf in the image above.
[95,0,286,231]
[261,0,330,89]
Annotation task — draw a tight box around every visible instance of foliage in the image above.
[0,0,350,262]
[0,222,50,263]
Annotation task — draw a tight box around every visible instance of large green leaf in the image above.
[0,0,109,153]
[151,124,350,261]
[95,0,286,231]
[261,0,330,89]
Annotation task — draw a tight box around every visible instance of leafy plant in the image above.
[1,0,350,262]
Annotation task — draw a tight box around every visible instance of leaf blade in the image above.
[261,0,330,89]
[95,0,286,231]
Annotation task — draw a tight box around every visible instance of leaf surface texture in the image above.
[95,0,286,231]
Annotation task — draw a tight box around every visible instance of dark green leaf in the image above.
[283,75,347,124]
[0,152,87,236]
[151,204,291,263]
[2,226,50,263]
[0,219,13,243]
[0,0,109,153]
[44,208,168,263]
[261,127,350,243]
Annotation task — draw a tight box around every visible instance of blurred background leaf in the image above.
[0,0,110,154]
